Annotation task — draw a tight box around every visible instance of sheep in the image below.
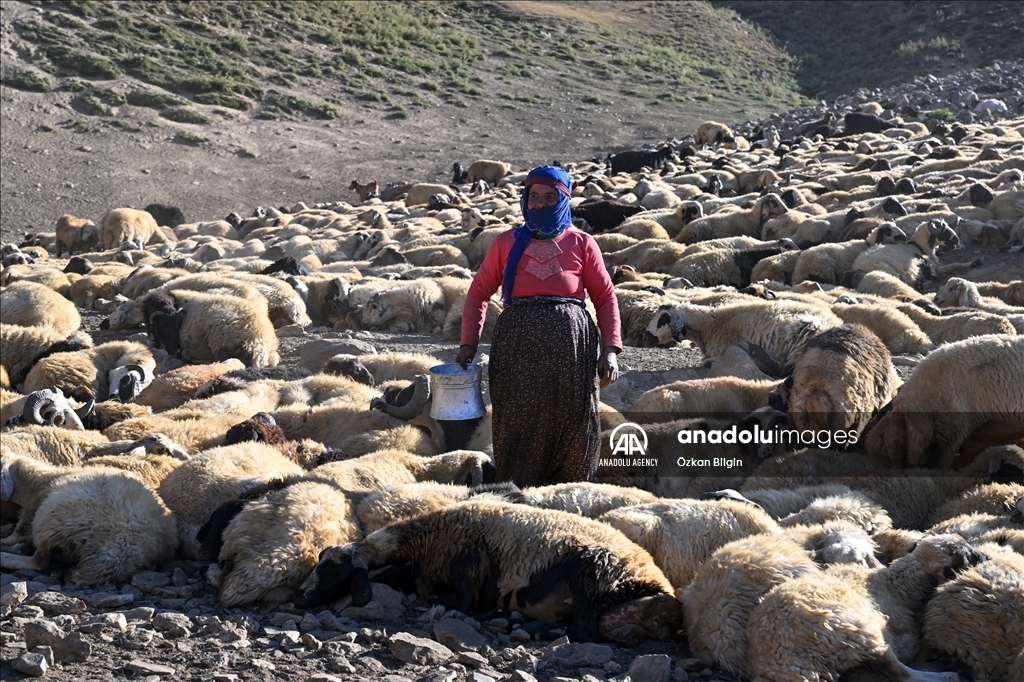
[921,547,1024,682]
[143,203,186,228]
[134,359,246,410]
[895,302,1017,345]
[627,377,784,424]
[977,280,1024,307]
[465,159,512,185]
[934,277,1024,329]
[0,281,82,335]
[297,500,682,646]
[0,466,178,587]
[323,351,441,384]
[146,289,280,367]
[675,194,790,244]
[156,442,306,559]
[645,298,842,369]
[603,239,693,272]
[97,207,160,250]
[356,480,528,534]
[523,482,658,518]
[930,482,1024,525]
[749,249,802,284]
[829,303,934,355]
[405,182,453,207]
[695,121,734,147]
[0,325,93,390]
[599,499,780,594]
[54,213,98,257]
[213,480,360,607]
[682,530,853,679]
[849,219,971,287]
[865,334,1024,469]
[23,341,155,404]
[361,279,447,333]
[667,242,799,287]
[609,146,675,176]
[855,270,923,298]
[571,200,647,232]
[746,534,987,682]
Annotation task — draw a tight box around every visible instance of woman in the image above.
[455,165,621,487]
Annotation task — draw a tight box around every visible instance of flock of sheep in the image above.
[2,109,1024,682]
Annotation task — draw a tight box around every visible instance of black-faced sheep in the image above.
[571,200,646,232]
[54,213,98,257]
[97,207,161,250]
[609,145,675,176]
[843,112,895,135]
[145,289,280,367]
[297,500,682,646]
[849,218,970,287]
[645,299,842,369]
[746,534,986,682]
[355,480,528,534]
[1,280,82,335]
[865,334,1024,469]
[143,203,186,228]
[786,323,898,438]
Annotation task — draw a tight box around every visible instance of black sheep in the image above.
[843,112,895,135]
[609,146,674,176]
[570,200,645,233]
[144,203,186,228]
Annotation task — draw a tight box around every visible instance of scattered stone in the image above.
[671,666,690,682]
[1,581,28,607]
[434,617,487,652]
[628,654,672,682]
[86,591,134,608]
[80,612,128,633]
[305,675,344,682]
[13,651,48,677]
[509,627,531,642]
[459,651,489,668]
[509,671,538,682]
[153,611,192,632]
[327,656,355,674]
[26,591,86,615]
[54,631,91,662]
[132,571,171,593]
[24,619,66,649]
[388,632,455,665]
[31,645,54,667]
[548,642,614,667]
[127,659,176,676]
[171,567,189,588]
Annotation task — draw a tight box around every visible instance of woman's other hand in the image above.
[598,347,619,388]
[455,344,477,369]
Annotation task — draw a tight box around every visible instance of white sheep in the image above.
[361,279,447,333]
[23,340,155,404]
[675,194,789,244]
[627,376,783,424]
[747,534,986,682]
[465,159,512,185]
[97,207,161,250]
[0,280,82,335]
[54,213,98,257]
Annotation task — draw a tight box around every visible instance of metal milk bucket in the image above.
[429,363,486,420]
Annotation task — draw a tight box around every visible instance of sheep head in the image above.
[22,388,90,430]
[910,534,987,581]
[369,374,430,420]
[108,364,150,402]
[323,355,374,386]
[644,305,686,347]
[149,308,186,357]
[295,543,375,609]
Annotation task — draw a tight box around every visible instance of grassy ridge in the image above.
[716,0,1023,98]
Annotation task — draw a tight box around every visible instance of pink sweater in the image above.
[460,228,622,351]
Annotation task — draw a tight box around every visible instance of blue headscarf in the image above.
[501,165,573,303]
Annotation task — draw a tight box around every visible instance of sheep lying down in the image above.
[297,499,681,646]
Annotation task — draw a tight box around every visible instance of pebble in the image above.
[127,659,176,676]
[388,632,455,665]
[628,653,672,682]
[434,617,487,652]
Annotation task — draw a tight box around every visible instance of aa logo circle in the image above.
[609,422,648,456]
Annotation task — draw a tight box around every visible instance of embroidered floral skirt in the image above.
[488,298,601,487]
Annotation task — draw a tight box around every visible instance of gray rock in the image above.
[549,642,614,667]
[472,673,497,682]
[153,611,192,632]
[53,631,91,662]
[509,627,531,642]
[171,567,189,588]
[459,651,489,668]
[298,612,321,632]
[86,591,134,608]
[116,626,155,651]
[15,605,46,620]
[434,618,487,652]
[12,651,48,677]
[305,675,344,682]
[30,645,54,667]
[1,581,28,607]
[26,591,86,615]
[299,339,377,370]
[80,612,129,633]
[671,666,690,682]
[389,632,455,665]
[24,619,66,649]
[327,656,356,674]
[509,671,538,682]
[126,659,176,675]
[122,606,156,622]
[131,571,171,593]
[628,654,672,682]
[269,612,300,626]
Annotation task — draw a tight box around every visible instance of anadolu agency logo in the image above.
[610,422,648,456]
[601,423,659,469]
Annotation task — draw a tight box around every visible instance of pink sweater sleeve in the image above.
[460,233,506,348]
[581,235,623,352]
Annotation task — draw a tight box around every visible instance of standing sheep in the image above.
[466,159,512,185]
[98,207,160,250]
[54,214,98,257]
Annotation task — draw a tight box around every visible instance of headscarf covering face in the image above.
[502,165,573,303]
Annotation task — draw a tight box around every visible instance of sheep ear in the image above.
[350,567,372,607]
[1,463,13,502]
[958,283,970,308]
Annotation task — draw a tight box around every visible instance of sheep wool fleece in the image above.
[488,298,601,487]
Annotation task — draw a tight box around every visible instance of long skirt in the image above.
[488,297,601,487]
